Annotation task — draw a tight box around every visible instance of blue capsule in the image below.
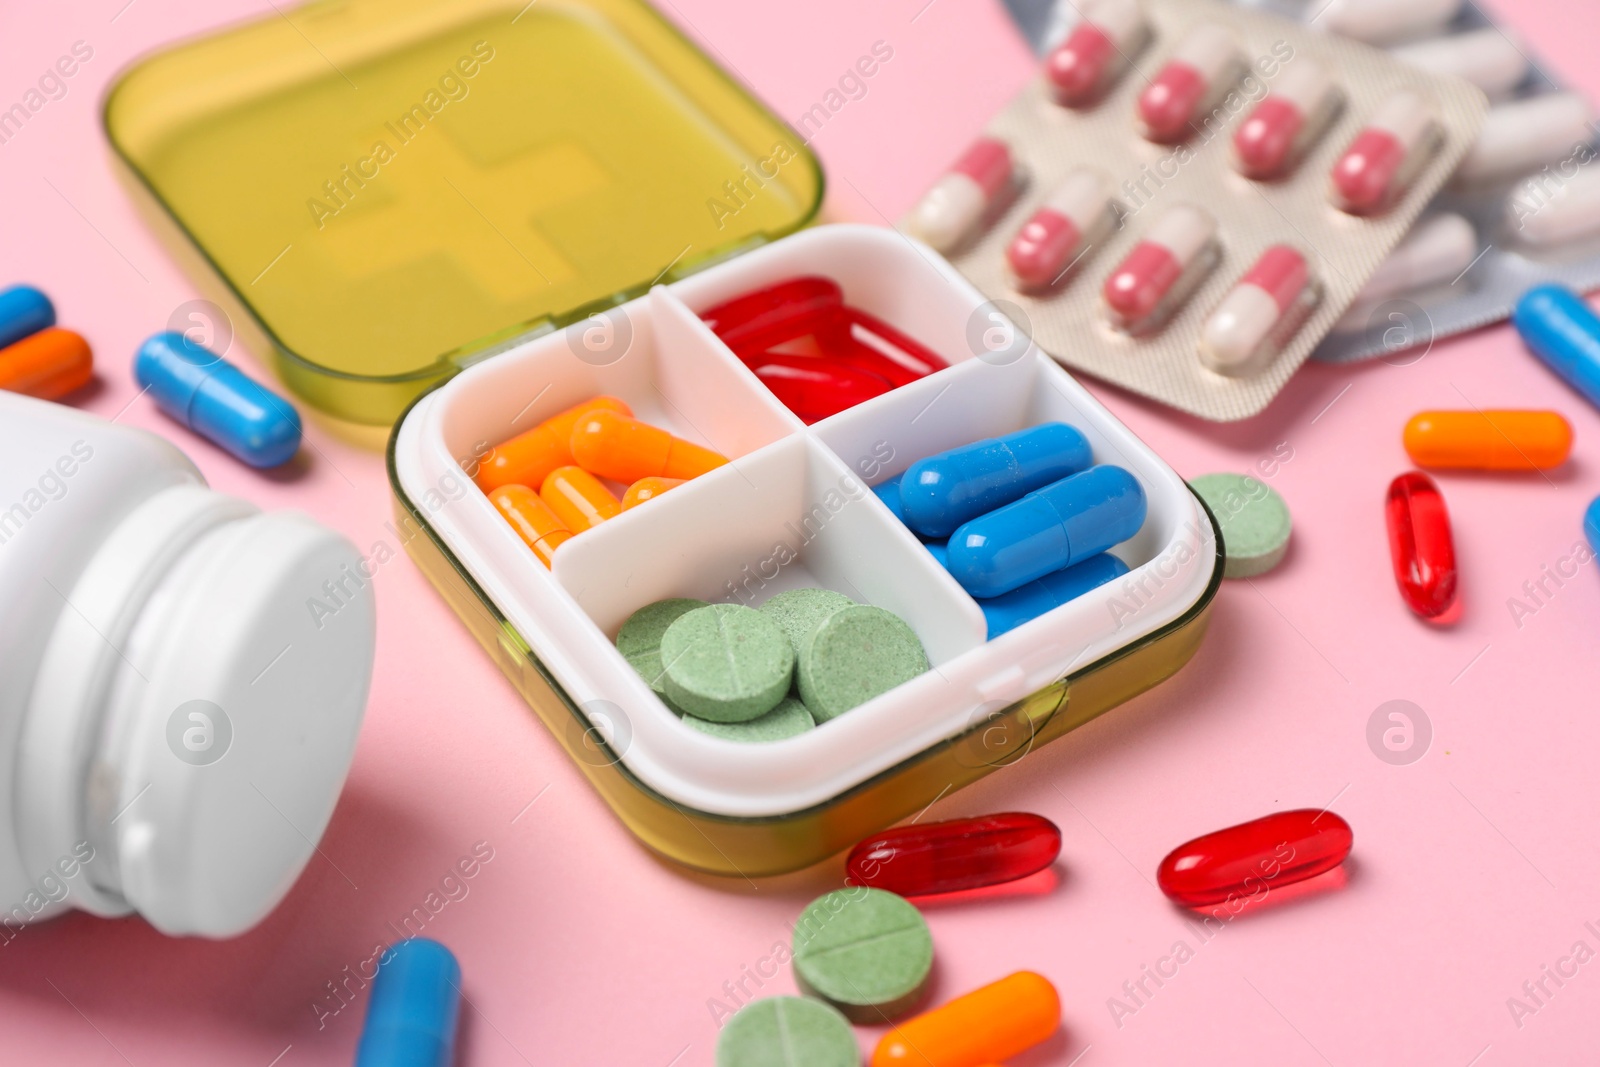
[978,553,1130,638]
[0,285,55,349]
[135,332,301,468]
[355,939,461,1067]
[945,464,1146,598]
[900,422,1094,538]
[1514,284,1600,411]
[1585,495,1600,556]
[873,473,909,525]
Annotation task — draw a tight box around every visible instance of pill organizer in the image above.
[967,0,1486,420]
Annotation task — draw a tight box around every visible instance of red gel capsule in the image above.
[1157,809,1353,908]
[846,813,1061,896]
[746,355,892,423]
[737,308,948,388]
[699,276,843,349]
[1385,471,1458,618]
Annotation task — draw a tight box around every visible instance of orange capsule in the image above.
[489,485,572,566]
[621,476,686,509]
[570,410,727,483]
[540,465,621,533]
[0,327,92,400]
[872,971,1060,1067]
[1403,410,1572,471]
[476,396,632,493]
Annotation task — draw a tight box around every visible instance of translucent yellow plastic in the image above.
[105,0,823,425]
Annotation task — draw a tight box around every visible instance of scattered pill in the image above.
[1458,92,1596,185]
[1103,203,1218,333]
[1157,809,1353,908]
[846,812,1062,896]
[476,396,632,493]
[621,476,685,509]
[908,137,1015,252]
[353,938,460,1067]
[1200,245,1315,375]
[1137,23,1241,143]
[1319,0,1461,44]
[797,605,930,721]
[0,284,54,350]
[976,552,1130,637]
[700,276,844,349]
[1232,59,1341,180]
[1509,168,1600,247]
[685,696,815,742]
[1391,28,1527,97]
[873,473,910,526]
[1585,495,1600,554]
[660,604,794,723]
[1404,410,1572,471]
[746,353,892,422]
[793,887,933,1022]
[616,598,707,694]
[901,423,1094,539]
[759,587,855,655]
[1386,471,1458,619]
[1006,169,1116,290]
[1330,91,1439,216]
[871,971,1061,1067]
[1188,473,1291,579]
[0,327,92,400]
[716,996,858,1067]
[946,465,1147,599]
[134,331,301,468]
[490,485,573,567]
[570,409,727,483]
[1044,0,1149,106]
[539,465,620,533]
[1347,213,1478,309]
[1514,285,1600,410]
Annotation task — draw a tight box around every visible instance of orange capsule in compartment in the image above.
[476,396,632,493]
[570,410,727,483]
[872,971,1060,1067]
[540,465,620,533]
[0,327,92,400]
[621,477,685,509]
[1403,410,1572,471]
[489,485,571,566]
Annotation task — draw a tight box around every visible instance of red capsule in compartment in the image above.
[734,309,947,387]
[846,813,1062,896]
[1386,471,1459,618]
[745,354,892,423]
[1157,809,1353,908]
[699,276,843,348]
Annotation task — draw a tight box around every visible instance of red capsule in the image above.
[745,354,892,423]
[699,276,843,348]
[735,308,947,388]
[1157,809,1353,908]
[1386,471,1459,618]
[846,813,1061,896]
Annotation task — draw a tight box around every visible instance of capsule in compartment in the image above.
[1157,809,1353,909]
[540,465,621,534]
[699,276,843,349]
[1136,23,1241,144]
[1330,91,1440,216]
[1005,169,1116,290]
[490,485,572,567]
[900,422,1094,538]
[1200,246,1316,376]
[1386,471,1458,619]
[1043,0,1150,107]
[620,476,684,510]
[977,552,1129,639]
[1403,410,1572,471]
[1103,204,1218,334]
[907,137,1015,253]
[846,813,1062,897]
[1232,59,1342,180]
[476,396,632,493]
[134,332,301,469]
[745,353,891,423]
[570,410,727,483]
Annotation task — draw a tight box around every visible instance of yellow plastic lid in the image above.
[105,0,823,425]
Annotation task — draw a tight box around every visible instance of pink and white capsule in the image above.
[1201,246,1311,373]
[909,137,1015,252]
[1006,170,1114,289]
[1045,0,1149,106]
[1232,59,1340,180]
[1103,204,1217,331]
[1138,23,1241,143]
[1331,91,1438,215]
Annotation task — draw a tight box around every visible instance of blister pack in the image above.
[962,0,1486,419]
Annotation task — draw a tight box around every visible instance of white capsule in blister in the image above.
[1391,28,1529,98]
[1333,214,1477,332]
[1318,0,1462,44]
[1509,166,1600,247]
[1200,246,1315,374]
[1457,92,1597,185]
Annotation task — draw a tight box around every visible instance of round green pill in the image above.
[759,588,855,654]
[684,697,814,742]
[715,996,858,1067]
[1189,473,1292,579]
[792,887,933,1023]
[797,605,929,722]
[660,604,794,723]
[615,598,706,693]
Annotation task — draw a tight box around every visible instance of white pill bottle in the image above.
[0,392,374,937]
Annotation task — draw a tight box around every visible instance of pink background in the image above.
[4,0,1600,1063]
